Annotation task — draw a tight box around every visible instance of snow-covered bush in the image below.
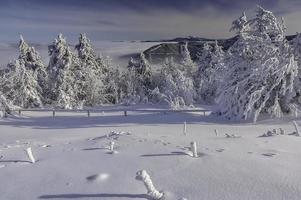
[216,7,298,122]
[153,58,194,109]
[148,87,166,104]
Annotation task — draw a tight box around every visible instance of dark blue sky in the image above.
[1,0,301,42]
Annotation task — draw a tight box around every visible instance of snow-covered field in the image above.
[1,107,301,200]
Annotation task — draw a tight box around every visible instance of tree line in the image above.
[1,6,301,122]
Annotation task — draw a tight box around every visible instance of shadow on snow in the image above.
[39,193,150,199]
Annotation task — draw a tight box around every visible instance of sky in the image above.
[1,0,301,43]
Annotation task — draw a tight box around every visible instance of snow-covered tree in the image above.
[0,35,46,108]
[152,58,194,109]
[291,33,301,104]
[119,67,146,105]
[0,92,12,117]
[47,34,80,109]
[102,66,121,104]
[139,53,153,93]
[120,53,153,105]
[18,35,47,102]
[249,6,286,42]
[230,12,249,35]
[74,33,104,106]
[180,42,196,76]
[75,33,106,74]
[195,41,225,103]
[75,33,120,105]
[0,59,43,108]
[217,7,298,122]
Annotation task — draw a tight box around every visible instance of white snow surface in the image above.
[1,106,301,200]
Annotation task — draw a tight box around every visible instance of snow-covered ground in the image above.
[1,107,301,200]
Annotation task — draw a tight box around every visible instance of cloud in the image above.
[0,0,301,42]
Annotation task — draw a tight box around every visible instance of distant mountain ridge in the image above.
[142,35,298,64]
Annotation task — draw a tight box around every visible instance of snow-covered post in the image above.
[183,121,187,135]
[279,128,285,135]
[25,147,36,163]
[214,129,218,136]
[136,170,164,200]
[292,121,300,136]
[109,141,115,152]
[190,141,198,158]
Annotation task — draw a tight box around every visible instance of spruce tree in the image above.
[1,59,43,108]
[48,34,80,109]
[18,35,47,103]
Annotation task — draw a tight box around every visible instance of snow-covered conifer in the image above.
[291,33,301,104]
[18,35,47,102]
[180,42,196,76]
[0,59,43,108]
[230,12,249,35]
[217,7,298,122]
[103,67,120,104]
[75,33,106,74]
[0,92,11,117]
[195,41,225,103]
[75,33,120,105]
[249,6,286,42]
[47,34,80,109]
[119,67,145,105]
[120,53,153,105]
